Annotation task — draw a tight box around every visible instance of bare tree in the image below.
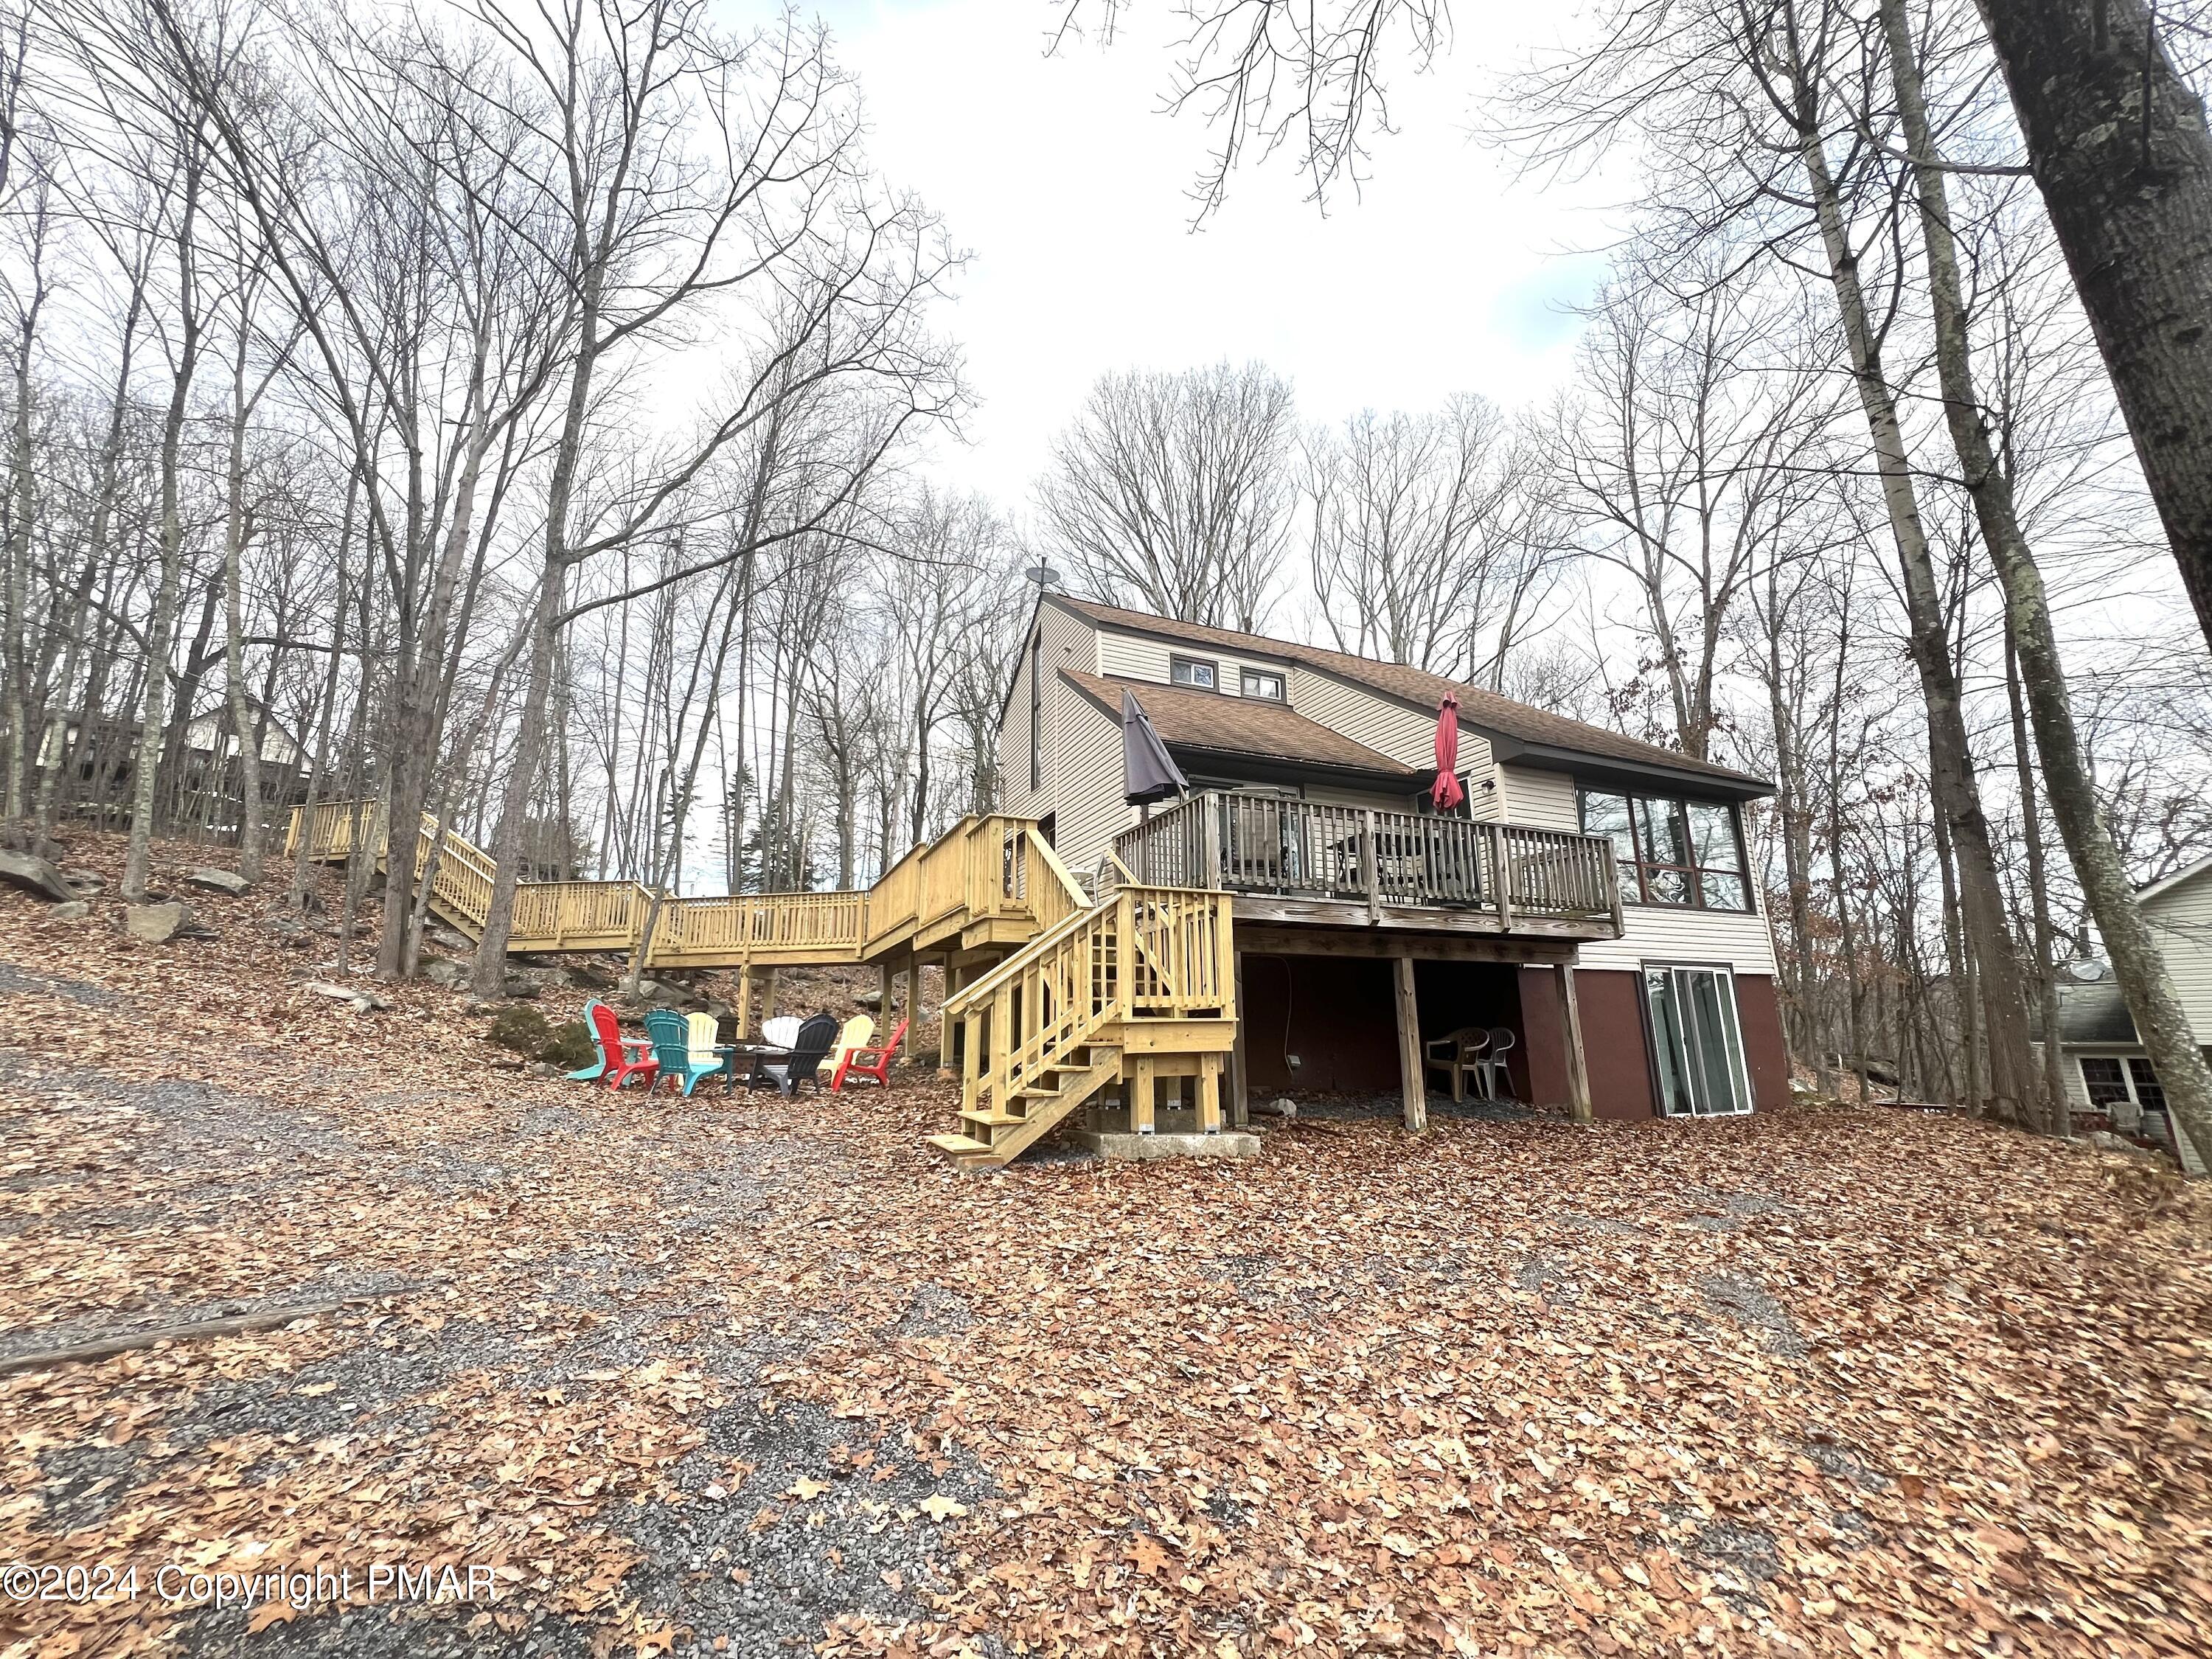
[1304,394,1559,681]
[1036,360,1293,630]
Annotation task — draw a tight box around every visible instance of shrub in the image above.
[487,1004,552,1055]
[538,1019,595,1071]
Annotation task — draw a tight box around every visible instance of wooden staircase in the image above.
[929,883,1237,1169]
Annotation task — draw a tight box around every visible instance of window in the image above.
[2079,1057,2132,1110]
[1169,655,1217,689]
[1579,789,1750,911]
[1028,629,1043,791]
[2128,1057,2167,1113]
[1239,667,1286,700]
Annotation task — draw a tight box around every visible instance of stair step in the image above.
[960,1110,1023,1129]
[926,1133,998,1159]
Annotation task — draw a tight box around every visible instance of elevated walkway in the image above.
[285,800,1082,969]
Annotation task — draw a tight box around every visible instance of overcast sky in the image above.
[813,0,1615,507]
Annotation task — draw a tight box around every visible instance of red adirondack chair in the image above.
[591,1002,659,1091]
[830,1018,907,1092]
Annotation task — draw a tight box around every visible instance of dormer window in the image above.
[1169,655,1217,690]
[1239,668,1285,701]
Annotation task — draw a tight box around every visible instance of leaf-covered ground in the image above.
[2,840,2208,1659]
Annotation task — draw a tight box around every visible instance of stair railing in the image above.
[943,897,1122,1124]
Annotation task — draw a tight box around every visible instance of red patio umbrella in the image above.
[1430,695,1466,813]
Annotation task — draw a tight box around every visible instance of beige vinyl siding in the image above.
[1495,765,1580,831]
[1094,628,1291,701]
[1048,682,1135,877]
[1576,875,1779,975]
[1287,667,1447,767]
[2144,867,2212,1035]
[1000,603,1098,819]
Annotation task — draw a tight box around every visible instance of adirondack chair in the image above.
[646,1008,723,1096]
[762,1015,801,1050]
[831,1018,908,1093]
[586,1001,658,1091]
[742,1011,840,1095]
[827,1014,873,1079]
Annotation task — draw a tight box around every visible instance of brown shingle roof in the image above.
[1053,597,1771,793]
[1059,669,1419,780]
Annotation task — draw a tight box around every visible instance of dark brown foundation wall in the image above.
[1239,955,1399,1094]
[1519,967,1657,1120]
[1735,973,1790,1111]
[1237,955,1530,1098]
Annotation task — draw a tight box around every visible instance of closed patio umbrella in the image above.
[1431,695,1466,813]
[1121,689,1189,804]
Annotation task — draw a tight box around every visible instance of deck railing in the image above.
[1112,789,1621,929]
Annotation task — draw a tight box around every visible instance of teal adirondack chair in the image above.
[645,1008,723,1096]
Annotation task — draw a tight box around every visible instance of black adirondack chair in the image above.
[743,1011,841,1095]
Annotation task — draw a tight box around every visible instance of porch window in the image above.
[1170,655,1217,690]
[1579,789,1750,911]
[1239,667,1286,700]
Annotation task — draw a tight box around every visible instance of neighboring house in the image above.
[35,700,309,824]
[2031,854,2212,1174]
[1001,595,1790,1124]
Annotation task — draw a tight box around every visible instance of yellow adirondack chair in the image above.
[828,1015,873,1080]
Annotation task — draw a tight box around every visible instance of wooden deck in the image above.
[286,800,1238,1167]
[1112,790,1624,942]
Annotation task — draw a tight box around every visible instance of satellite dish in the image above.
[2065,959,2108,983]
[1024,563,1062,590]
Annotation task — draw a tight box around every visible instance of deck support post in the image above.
[1130,1055,1156,1134]
[1229,952,1250,1128]
[734,966,753,1040]
[1555,962,1593,1124]
[762,967,779,1028]
[942,963,967,1074]
[1197,1054,1223,1133]
[1394,953,1427,1132]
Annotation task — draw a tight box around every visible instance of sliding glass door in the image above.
[1644,966,1753,1117]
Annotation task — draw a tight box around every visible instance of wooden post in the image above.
[1556,961,1593,1125]
[941,963,964,1076]
[734,966,753,1041]
[1131,1054,1156,1134]
[1200,795,1225,891]
[1229,952,1250,1129]
[1197,1053,1222,1133]
[1489,823,1512,933]
[1363,809,1381,924]
[762,967,780,1026]
[1394,953,1427,1132]
[878,961,892,1021]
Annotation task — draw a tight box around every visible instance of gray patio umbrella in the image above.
[1121,688,1189,804]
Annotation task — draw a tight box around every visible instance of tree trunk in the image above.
[1781,13,2045,1122]
[2007,635,2070,1136]
[123,167,205,902]
[1889,0,2210,1161]
[1972,0,2212,652]
[220,331,262,881]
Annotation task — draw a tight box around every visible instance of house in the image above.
[1000,595,1790,1127]
[2031,855,2212,1174]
